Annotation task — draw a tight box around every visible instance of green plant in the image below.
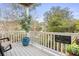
[67,43,79,56]
[66,45,72,54]
[72,46,78,55]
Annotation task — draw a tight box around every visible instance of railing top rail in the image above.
[0,30,26,33]
[30,31,79,36]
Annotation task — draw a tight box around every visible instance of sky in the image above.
[0,3,79,22]
[30,3,79,22]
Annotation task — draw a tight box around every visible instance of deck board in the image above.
[5,42,53,56]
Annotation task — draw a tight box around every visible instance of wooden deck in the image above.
[0,31,69,56]
[4,42,54,56]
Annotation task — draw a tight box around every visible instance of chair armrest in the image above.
[0,37,9,41]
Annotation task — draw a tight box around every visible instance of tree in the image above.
[44,6,74,32]
[20,15,32,32]
[74,20,79,32]
[8,3,41,32]
[0,3,41,32]
[19,4,41,32]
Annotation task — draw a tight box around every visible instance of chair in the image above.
[0,37,12,56]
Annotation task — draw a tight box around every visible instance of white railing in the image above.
[0,31,26,43]
[29,31,79,55]
[0,31,79,55]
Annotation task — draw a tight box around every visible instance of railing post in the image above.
[43,33,45,46]
[61,43,65,53]
[40,33,42,45]
[42,32,44,46]
[45,33,47,47]
[50,34,53,49]
[47,34,50,48]
[53,34,55,50]
[65,44,68,55]
[57,42,59,51]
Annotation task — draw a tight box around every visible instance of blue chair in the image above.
[22,37,30,46]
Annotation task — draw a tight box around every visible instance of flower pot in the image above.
[22,37,30,46]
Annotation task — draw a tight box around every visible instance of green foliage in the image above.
[74,20,79,32]
[72,46,79,55]
[20,15,32,32]
[44,6,76,32]
[67,43,79,56]
[19,4,41,32]
[5,4,41,32]
[66,38,79,56]
[66,44,73,54]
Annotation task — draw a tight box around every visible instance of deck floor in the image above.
[4,42,53,56]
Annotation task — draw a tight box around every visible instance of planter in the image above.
[68,53,77,56]
[22,37,30,46]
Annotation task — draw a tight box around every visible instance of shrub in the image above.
[67,43,79,56]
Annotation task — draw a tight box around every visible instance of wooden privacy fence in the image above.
[29,31,79,55]
[0,31,26,43]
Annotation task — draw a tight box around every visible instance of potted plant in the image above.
[66,37,79,56]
